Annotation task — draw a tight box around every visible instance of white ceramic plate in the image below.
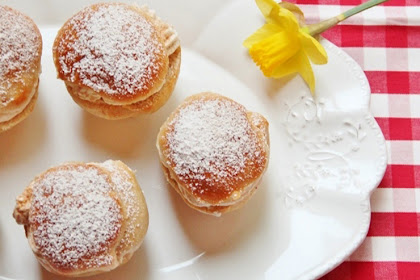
[0,0,387,279]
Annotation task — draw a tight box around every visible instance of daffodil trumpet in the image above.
[244,0,389,94]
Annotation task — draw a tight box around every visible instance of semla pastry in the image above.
[157,93,270,216]
[0,6,42,132]
[53,3,181,119]
[13,160,148,277]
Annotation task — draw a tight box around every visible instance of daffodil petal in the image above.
[279,2,304,18]
[255,0,279,22]
[243,23,282,49]
[255,0,299,31]
[270,52,316,94]
[277,9,300,32]
[299,31,328,65]
[271,55,301,78]
[279,2,305,27]
[295,51,316,93]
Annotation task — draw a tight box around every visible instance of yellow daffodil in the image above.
[244,0,328,93]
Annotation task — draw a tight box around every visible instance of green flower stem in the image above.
[342,0,389,19]
[303,0,389,36]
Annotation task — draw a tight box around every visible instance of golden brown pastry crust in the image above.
[0,6,42,132]
[53,3,181,119]
[13,160,149,277]
[157,93,270,216]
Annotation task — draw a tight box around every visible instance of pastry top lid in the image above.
[28,163,123,272]
[53,3,168,104]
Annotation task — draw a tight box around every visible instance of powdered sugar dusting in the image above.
[101,161,141,249]
[165,96,265,196]
[56,4,164,95]
[0,6,41,99]
[29,164,122,270]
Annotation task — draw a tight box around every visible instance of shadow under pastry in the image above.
[80,86,183,160]
[81,111,152,159]
[167,177,269,255]
[0,93,47,167]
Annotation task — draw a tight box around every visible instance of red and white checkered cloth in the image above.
[288,0,420,278]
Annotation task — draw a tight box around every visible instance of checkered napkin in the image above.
[288,0,420,278]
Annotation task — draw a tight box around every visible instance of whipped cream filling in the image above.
[141,5,181,56]
[69,73,166,106]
